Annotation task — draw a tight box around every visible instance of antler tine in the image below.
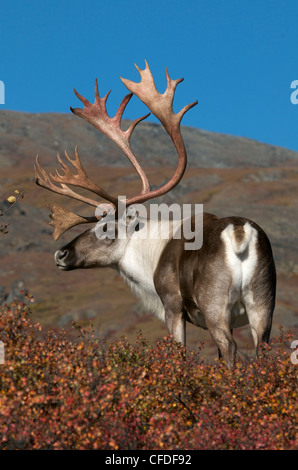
[113,92,132,124]
[73,87,91,108]
[71,79,150,194]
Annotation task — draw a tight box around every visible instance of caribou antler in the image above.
[35,62,197,239]
[121,61,198,205]
[48,203,98,241]
[48,202,114,241]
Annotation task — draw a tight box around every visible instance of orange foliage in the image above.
[0,300,297,450]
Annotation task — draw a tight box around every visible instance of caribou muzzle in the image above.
[54,247,75,270]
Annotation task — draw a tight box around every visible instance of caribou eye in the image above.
[135,222,145,232]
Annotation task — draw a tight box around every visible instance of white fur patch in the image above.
[118,219,172,322]
[221,222,258,287]
[221,222,258,327]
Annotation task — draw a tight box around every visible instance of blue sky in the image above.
[0,0,298,152]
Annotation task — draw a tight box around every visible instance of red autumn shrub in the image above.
[0,300,297,450]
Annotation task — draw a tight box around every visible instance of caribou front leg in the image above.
[165,309,186,346]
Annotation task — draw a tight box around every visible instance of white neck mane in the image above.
[118,219,178,321]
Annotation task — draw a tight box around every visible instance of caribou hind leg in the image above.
[245,303,273,358]
[217,328,233,361]
[205,307,237,368]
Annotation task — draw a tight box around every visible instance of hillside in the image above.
[0,109,297,360]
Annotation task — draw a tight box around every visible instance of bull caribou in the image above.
[35,62,276,367]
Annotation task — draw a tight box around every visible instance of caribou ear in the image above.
[126,205,139,224]
[125,206,145,234]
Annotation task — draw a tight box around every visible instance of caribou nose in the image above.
[54,246,74,268]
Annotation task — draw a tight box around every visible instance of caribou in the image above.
[35,62,276,367]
